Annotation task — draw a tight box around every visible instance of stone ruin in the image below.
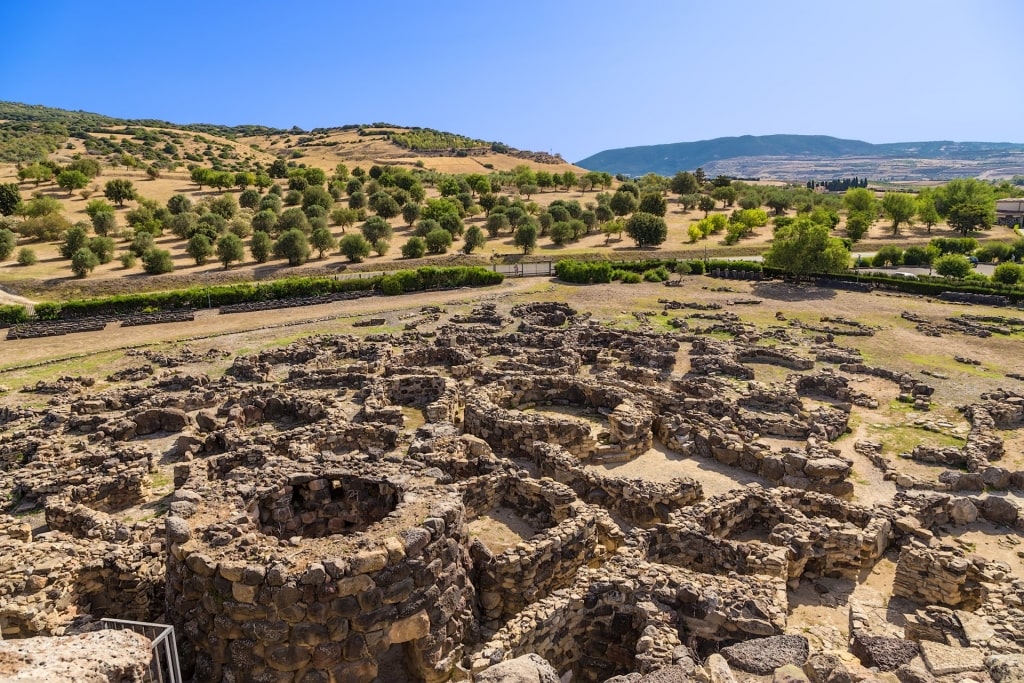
[0,299,1023,682]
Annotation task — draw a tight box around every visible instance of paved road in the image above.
[855,264,996,278]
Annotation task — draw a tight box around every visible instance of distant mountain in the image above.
[576,134,1024,181]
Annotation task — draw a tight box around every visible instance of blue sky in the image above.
[1,1,1021,162]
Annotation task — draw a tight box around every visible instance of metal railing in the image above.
[492,261,554,277]
[101,618,183,683]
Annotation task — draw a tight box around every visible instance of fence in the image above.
[101,618,183,683]
[492,261,554,277]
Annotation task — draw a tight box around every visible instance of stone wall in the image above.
[893,541,1006,610]
[460,472,619,630]
[166,457,475,683]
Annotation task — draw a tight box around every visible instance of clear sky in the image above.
[1,1,1021,162]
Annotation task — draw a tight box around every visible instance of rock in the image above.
[474,654,560,683]
[707,654,738,683]
[388,610,429,644]
[981,496,1019,525]
[988,654,1024,683]
[893,664,937,683]
[635,665,693,682]
[722,635,809,674]
[919,641,985,675]
[949,498,978,526]
[165,516,191,544]
[804,653,852,683]
[851,633,919,672]
[0,630,153,682]
[132,407,190,435]
[775,664,811,683]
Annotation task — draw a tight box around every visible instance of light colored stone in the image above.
[920,640,984,675]
[388,610,430,644]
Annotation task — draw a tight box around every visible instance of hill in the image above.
[576,134,1024,181]
[0,101,580,176]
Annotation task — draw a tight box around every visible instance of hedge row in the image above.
[0,304,29,326]
[35,266,504,321]
[555,259,710,284]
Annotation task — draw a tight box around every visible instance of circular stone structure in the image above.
[166,450,474,683]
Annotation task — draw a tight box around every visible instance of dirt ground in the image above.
[2,275,1023,657]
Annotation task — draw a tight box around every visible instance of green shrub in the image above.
[0,304,28,325]
[872,245,904,267]
[930,237,977,255]
[618,270,642,284]
[16,247,37,266]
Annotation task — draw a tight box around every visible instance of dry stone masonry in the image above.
[1,295,1023,682]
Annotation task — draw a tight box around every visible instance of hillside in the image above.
[0,101,581,176]
[576,134,1024,181]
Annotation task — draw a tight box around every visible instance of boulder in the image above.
[803,653,852,683]
[706,654,738,683]
[988,654,1024,683]
[919,641,985,675]
[851,633,918,672]
[981,496,1019,526]
[775,664,811,683]
[133,407,190,435]
[474,654,560,683]
[722,635,809,674]
[949,498,978,526]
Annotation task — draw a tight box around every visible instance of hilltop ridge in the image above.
[576,134,1024,180]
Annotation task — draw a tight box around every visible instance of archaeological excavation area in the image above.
[1,282,1024,683]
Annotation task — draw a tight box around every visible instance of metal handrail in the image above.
[100,618,183,683]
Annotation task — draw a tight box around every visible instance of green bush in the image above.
[0,304,28,325]
[930,237,977,255]
[554,260,613,283]
[872,245,904,267]
[643,266,670,282]
[34,302,61,320]
[617,270,642,284]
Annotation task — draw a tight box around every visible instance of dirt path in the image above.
[0,279,540,369]
[0,285,35,308]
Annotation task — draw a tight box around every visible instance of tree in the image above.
[361,216,392,244]
[56,170,89,195]
[881,192,916,234]
[765,190,792,216]
[234,172,255,191]
[625,212,668,248]
[424,227,453,254]
[60,225,90,259]
[239,189,261,210]
[338,233,371,262]
[216,233,245,269]
[18,163,53,186]
[609,190,639,217]
[401,202,421,226]
[638,192,667,217]
[70,247,100,277]
[0,184,21,216]
[88,236,116,263]
[843,187,876,215]
[934,253,972,278]
[0,228,16,260]
[186,234,213,265]
[190,167,212,190]
[146,166,161,181]
[763,217,850,279]
[104,179,136,206]
[935,178,996,235]
[119,252,137,269]
[269,159,289,179]
[310,227,337,258]
[711,186,737,207]
[698,195,716,218]
[250,231,273,263]
[463,225,486,254]
[916,191,941,233]
[485,213,510,238]
[278,207,310,234]
[514,222,538,254]
[670,171,700,196]
[65,158,101,179]
[401,236,427,259]
[274,228,311,266]
[142,248,175,274]
[845,211,872,242]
